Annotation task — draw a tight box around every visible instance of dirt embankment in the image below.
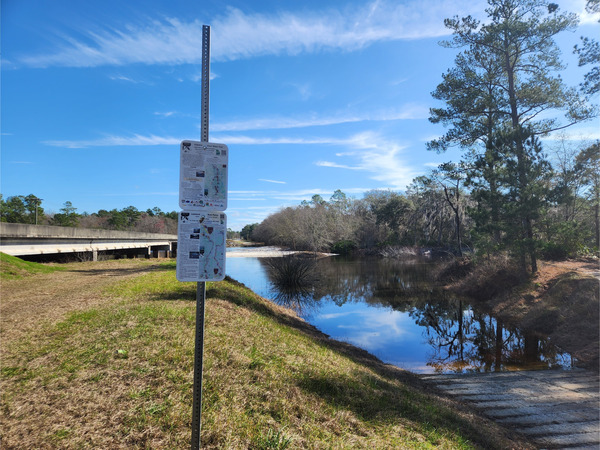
[440,257,600,370]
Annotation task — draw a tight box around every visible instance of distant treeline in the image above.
[246,140,599,267]
[0,196,179,235]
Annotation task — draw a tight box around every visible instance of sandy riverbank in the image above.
[227,246,337,258]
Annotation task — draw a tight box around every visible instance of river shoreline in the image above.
[442,256,600,371]
[227,248,599,371]
[227,246,337,258]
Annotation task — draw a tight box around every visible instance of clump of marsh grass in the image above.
[264,255,318,291]
[254,427,292,449]
[263,256,319,313]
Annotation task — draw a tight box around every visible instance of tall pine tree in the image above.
[430,0,594,274]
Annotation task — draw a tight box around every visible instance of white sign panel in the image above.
[176,211,227,282]
[180,141,228,210]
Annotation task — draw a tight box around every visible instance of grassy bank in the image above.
[0,252,64,280]
[1,259,527,448]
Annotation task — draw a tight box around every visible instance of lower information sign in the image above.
[176,211,227,282]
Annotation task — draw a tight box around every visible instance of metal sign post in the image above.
[191,281,205,450]
[191,24,210,450]
[201,24,210,144]
[177,24,227,449]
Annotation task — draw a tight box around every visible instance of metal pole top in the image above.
[201,25,210,143]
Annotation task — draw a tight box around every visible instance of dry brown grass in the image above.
[1,259,166,343]
[442,254,523,299]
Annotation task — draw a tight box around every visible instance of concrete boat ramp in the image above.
[421,369,599,448]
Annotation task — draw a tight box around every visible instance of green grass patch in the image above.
[50,428,72,442]
[104,261,196,301]
[0,252,64,280]
[1,263,522,449]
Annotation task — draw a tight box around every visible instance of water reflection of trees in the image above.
[410,298,570,373]
[260,256,572,372]
[310,256,437,306]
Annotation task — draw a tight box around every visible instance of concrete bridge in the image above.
[0,223,177,260]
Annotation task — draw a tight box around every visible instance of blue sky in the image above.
[2,0,599,231]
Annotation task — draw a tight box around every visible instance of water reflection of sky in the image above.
[226,256,271,295]
[225,251,574,374]
[312,301,428,372]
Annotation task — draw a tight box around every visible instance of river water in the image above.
[226,248,575,374]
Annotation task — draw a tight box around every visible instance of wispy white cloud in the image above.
[390,78,409,86]
[259,178,287,184]
[572,0,600,25]
[214,132,419,189]
[190,71,220,82]
[580,11,600,25]
[315,131,418,189]
[109,74,140,83]
[43,134,181,148]
[316,161,363,170]
[230,187,369,201]
[421,134,442,143]
[154,111,176,118]
[227,187,376,228]
[286,82,313,101]
[211,104,428,131]
[100,191,177,197]
[210,135,345,146]
[41,129,418,189]
[211,1,481,61]
[226,204,283,228]
[16,0,483,68]
[543,126,600,142]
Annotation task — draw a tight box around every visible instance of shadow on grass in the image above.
[206,276,325,338]
[297,370,421,421]
[294,368,515,449]
[147,288,197,301]
[76,260,177,278]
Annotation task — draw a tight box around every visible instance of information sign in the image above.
[176,211,227,282]
[179,141,228,210]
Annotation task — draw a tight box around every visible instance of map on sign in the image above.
[179,141,228,210]
[176,211,227,281]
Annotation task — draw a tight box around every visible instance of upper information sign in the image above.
[179,141,228,210]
